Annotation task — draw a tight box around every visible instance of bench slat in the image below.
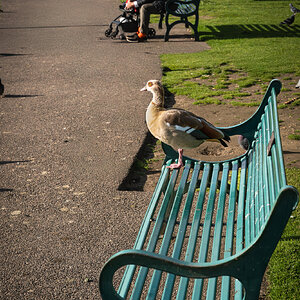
[268,99,282,197]
[161,162,201,300]
[250,143,257,242]
[258,127,266,228]
[206,163,230,299]
[236,157,247,251]
[234,157,247,300]
[147,162,191,298]
[192,163,220,299]
[265,104,276,209]
[261,113,271,218]
[118,162,172,298]
[244,150,252,247]
[176,163,211,299]
[131,167,180,299]
[271,88,286,187]
[254,134,261,237]
[221,160,239,299]
[176,4,196,15]
[267,101,280,196]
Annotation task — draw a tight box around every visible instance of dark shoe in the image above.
[126,32,147,43]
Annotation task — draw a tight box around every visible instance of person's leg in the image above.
[139,3,160,35]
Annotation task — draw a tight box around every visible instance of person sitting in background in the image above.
[125,0,166,42]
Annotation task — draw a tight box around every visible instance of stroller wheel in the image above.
[110,30,118,38]
[119,33,126,40]
[105,28,112,37]
[148,28,156,38]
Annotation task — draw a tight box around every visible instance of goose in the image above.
[141,80,230,169]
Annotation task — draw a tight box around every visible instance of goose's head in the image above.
[141,80,164,107]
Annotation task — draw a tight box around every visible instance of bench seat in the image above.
[99,80,298,299]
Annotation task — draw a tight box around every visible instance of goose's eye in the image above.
[148,82,153,87]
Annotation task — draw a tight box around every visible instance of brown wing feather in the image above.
[163,109,224,140]
[162,109,203,129]
[199,119,225,139]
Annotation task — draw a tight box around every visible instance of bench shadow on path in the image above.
[149,23,299,41]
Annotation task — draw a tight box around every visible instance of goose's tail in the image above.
[219,133,231,147]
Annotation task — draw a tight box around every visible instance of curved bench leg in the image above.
[164,15,199,41]
[192,25,200,41]
[243,274,264,300]
[164,13,170,41]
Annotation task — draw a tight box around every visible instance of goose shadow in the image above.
[118,86,175,192]
[118,131,158,191]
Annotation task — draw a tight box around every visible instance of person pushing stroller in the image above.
[125,0,166,42]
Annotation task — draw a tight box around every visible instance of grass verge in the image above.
[267,168,300,299]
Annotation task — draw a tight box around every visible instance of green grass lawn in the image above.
[160,0,300,104]
[268,168,300,299]
[158,0,300,298]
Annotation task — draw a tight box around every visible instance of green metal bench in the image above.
[158,0,200,41]
[99,79,299,299]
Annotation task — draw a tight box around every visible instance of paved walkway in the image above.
[0,0,208,298]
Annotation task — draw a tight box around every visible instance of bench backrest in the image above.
[166,0,201,17]
[242,87,286,247]
[161,79,288,253]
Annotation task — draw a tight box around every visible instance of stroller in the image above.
[105,0,156,40]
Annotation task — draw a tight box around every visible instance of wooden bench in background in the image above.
[99,79,299,299]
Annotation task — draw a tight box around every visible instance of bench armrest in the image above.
[99,249,241,300]
[99,186,298,300]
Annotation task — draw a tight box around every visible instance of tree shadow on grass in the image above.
[201,24,300,40]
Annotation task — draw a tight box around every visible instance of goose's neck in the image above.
[146,99,164,127]
[152,92,163,106]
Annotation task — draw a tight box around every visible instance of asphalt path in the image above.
[0,1,209,298]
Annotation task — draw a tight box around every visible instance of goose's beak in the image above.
[140,85,147,91]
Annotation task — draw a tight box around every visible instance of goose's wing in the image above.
[162,109,225,140]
